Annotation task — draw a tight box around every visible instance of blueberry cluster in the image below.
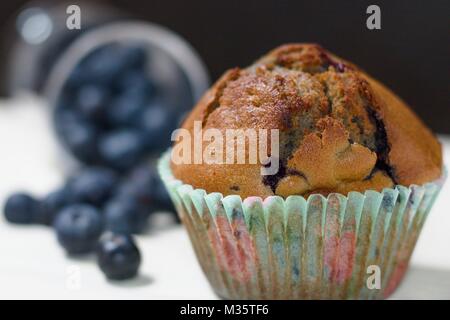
[55,43,177,169]
[3,42,184,281]
[4,164,173,280]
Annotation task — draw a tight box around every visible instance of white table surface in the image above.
[0,95,449,300]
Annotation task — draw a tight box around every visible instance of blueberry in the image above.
[107,91,147,127]
[66,64,86,88]
[114,184,152,219]
[139,101,175,151]
[83,45,127,84]
[104,199,147,234]
[116,164,175,218]
[54,108,80,125]
[54,204,103,255]
[56,112,99,163]
[76,84,109,120]
[121,44,147,69]
[66,167,118,207]
[3,193,39,224]
[37,188,71,225]
[153,176,176,213]
[97,232,141,280]
[99,130,144,171]
[115,165,155,210]
[115,69,154,96]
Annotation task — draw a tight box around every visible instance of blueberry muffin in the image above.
[162,44,445,300]
[171,44,442,198]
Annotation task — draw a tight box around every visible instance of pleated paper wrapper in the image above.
[159,152,445,299]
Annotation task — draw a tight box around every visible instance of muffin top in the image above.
[171,44,442,199]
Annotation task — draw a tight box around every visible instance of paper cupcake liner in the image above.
[158,151,445,299]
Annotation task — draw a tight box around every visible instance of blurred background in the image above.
[0,0,449,132]
[0,0,448,299]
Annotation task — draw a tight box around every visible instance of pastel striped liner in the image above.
[158,151,445,299]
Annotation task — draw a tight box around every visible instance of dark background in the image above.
[1,0,448,133]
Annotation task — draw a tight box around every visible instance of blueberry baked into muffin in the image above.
[171,43,442,198]
[160,44,445,299]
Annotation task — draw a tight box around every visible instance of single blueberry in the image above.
[54,108,81,135]
[114,185,151,219]
[66,167,118,207]
[57,115,99,163]
[83,44,127,84]
[116,165,154,202]
[4,193,39,224]
[104,199,147,234]
[139,101,175,151]
[54,204,103,255]
[116,164,175,218]
[121,44,147,69]
[37,188,71,225]
[114,69,154,96]
[76,84,109,120]
[97,232,141,280]
[107,91,147,127]
[66,64,87,88]
[153,175,176,214]
[98,130,144,171]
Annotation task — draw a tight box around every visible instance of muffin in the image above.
[159,44,445,299]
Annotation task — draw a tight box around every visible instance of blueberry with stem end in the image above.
[54,204,103,255]
[97,232,141,280]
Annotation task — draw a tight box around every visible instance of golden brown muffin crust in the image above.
[171,43,442,198]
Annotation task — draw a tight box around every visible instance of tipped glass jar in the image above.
[6,1,210,169]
